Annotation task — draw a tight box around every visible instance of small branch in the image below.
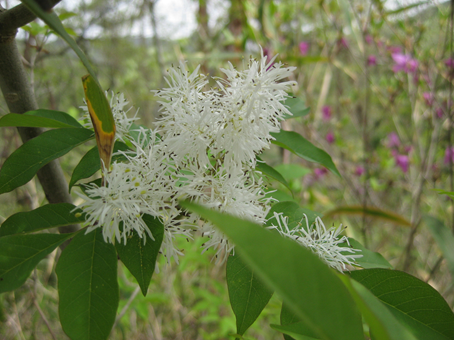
[0,6,78,236]
[0,0,61,34]
[113,286,141,329]
[30,271,57,340]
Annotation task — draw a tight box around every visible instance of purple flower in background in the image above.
[299,41,309,56]
[387,132,400,149]
[365,35,373,45]
[445,58,454,69]
[444,147,454,165]
[367,55,377,66]
[355,166,365,176]
[423,92,434,107]
[436,107,444,119]
[322,105,332,121]
[326,131,335,144]
[314,167,328,180]
[338,37,349,49]
[394,154,409,173]
[392,53,418,74]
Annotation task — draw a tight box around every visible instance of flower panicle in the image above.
[268,212,362,272]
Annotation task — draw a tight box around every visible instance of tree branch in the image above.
[0,2,77,235]
[0,0,61,35]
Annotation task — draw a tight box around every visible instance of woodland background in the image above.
[1,0,453,339]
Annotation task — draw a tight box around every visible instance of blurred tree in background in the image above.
[1,0,454,339]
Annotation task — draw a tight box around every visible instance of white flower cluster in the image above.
[268,213,362,272]
[77,50,361,270]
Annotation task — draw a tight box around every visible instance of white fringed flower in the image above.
[153,52,296,172]
[212,52,297,170]
[268,213,362,272]
[179,167,273,262]
[153,63,214,166]
[76,162,159,245]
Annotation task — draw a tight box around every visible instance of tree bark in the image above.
[0,1,77,234]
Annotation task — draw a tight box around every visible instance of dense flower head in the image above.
[74,50,360,267]
[178,165,273,262]
[154,51,296,173]
[268,213,362,272]
[76,161,161,245]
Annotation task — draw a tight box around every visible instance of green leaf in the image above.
[433,189,454,199]
[0,203,84,237]
[338,274,418,340]
[255,161,292,193]
[115,215,164,296]
[82,75,116,169]
[347,238,393,269]
[227,253,273,336]
[271,130,340,177]
[21,0,99,83]
[56,229,118,340]
[271,322,320,340]
[273,164,311,181]
[58,11,78,21]
[266,201,321,228]
[350,269,454,340]
[0,128,93,194]
[282,97,310,120]
[181,201,364,340]
[265,188,297,203]
[0,109,83,128]
[0,233,73,293]
[424,215,454,281]
[69,142,129,191]
[277,303,318,340]
[324,205,411,227]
